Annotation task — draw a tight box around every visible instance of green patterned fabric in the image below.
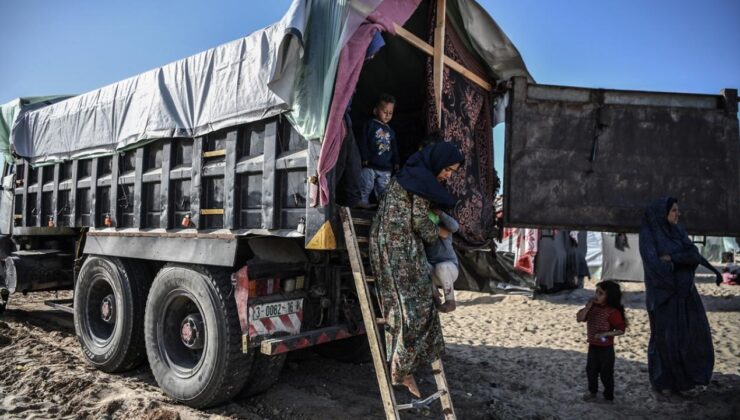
[369,178,444,382]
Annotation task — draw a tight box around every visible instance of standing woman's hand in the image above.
[438,227,450,239]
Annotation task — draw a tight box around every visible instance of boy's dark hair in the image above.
[376,93,396,106]
[596,280,627,327]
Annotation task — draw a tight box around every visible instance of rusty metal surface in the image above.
[505,77,740,235]
[257,324,365,355]
[83,234,237,266]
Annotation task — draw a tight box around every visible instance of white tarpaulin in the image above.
[601,232,644,282]
[586,231,603,279]
[11,0,310,164]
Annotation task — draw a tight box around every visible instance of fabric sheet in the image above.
[502,228,538,275]
[535,230,568,290]
[425,7,497,246]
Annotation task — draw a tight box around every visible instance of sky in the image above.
[1,0,739,175]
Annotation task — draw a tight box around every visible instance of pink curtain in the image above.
[316,0,421,206]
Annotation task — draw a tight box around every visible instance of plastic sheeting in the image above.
[699,236,739,262]
[13,13,300,164]
[0,96,72,165]
[10,0,389,164]
[601,233,644,282]
[448,0,533,82]
[456,247,536,295]
[585,231,603,279]
[285,0,383,141]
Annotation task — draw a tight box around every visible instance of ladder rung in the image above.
[353,218,372,226]
[365,275,375,282]
[356,236,369,244]
[376,317,386,325]
[397,390,444,411]
[202,149,226,158]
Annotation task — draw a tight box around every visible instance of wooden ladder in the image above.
[338,207,456,420]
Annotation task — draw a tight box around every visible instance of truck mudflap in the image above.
[257,324,366,355]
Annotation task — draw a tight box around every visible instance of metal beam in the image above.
[261,121,278,230]
[223,130,238,229]
[90,158,98,227]
[21,163,28,227]
[35,166,43,227]
[69,160,78,227]
[160,143,172,228]
[190,138,203,228]
[83,234,237,267]
[110,154,119,226]
[133,148,144,228]
[52,164,60,227]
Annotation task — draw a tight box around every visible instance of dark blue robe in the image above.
[638,197,715,392]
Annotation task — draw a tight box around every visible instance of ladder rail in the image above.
[339,206,457,420]
[432,359,456,419]
[339,207,400,420]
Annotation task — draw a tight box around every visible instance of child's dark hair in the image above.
[596,280,627,327]
[376,93,396,106]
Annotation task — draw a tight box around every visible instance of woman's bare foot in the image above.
[402,375,421,398]
[438,300,456,313]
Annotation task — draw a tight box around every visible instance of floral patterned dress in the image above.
[369,178,445,382]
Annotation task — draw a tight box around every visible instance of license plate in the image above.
[249,299,303,322]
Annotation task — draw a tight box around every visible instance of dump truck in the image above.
[0,0,738,410]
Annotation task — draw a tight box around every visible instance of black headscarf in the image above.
[396,142,464,208]
[643,196,686,247]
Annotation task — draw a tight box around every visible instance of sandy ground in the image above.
[0,275,738,420]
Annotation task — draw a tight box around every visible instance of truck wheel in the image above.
[314,335,371,363]
[238,353,286,397]
[74,257,150,372]
[145,265,251,408]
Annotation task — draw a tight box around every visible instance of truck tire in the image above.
[238,353,286,397]
[314,335,371,363]
[144,264,251,408]
[74,256,150,372]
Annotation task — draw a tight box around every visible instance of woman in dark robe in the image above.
[369,141,464,397]
[638,197,722,396]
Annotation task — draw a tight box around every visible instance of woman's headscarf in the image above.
[642,196,691,251]
[396,142,464,207]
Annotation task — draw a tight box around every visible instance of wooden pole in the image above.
[433,0,446,129]
[393,25,492,92]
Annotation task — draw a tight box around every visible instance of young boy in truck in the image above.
[356,93,399,207]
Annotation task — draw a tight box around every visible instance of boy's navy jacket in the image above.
[357,119,399,171]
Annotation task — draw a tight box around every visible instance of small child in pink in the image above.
[576,280,627,402]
